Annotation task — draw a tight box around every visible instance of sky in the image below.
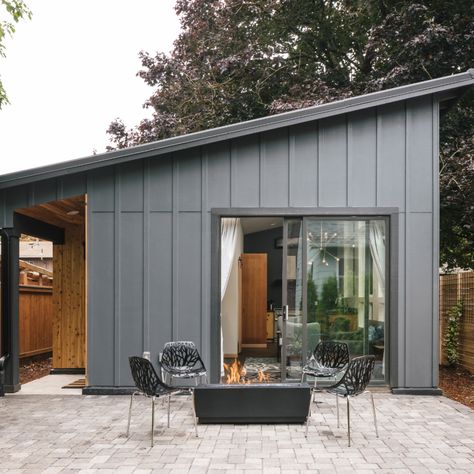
[0,0,181,175]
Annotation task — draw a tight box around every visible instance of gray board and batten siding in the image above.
[0,71,473,392]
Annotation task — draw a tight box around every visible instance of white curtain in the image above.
[221,218,240,299]
[220,218,240,373]
[369,220,385,291]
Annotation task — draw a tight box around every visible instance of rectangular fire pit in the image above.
[194,383,311,424]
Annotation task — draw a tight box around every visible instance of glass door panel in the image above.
[306,218,387,381]
[281,219,304,380]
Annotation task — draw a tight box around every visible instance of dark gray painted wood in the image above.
[289,123,318,207]
[406,96,433,212]
[177,212,202,342]
[376,102,406,210]
[149,212,173,363]
[230,136,260,207]
[118,212,144,385]
[205,142,231,209]
[119,162,144,212]
[0,95,445,391]
[89,168,115,212]
[348,110,376,206]
[405,213,433,387]
[177,150,202,212]
[149,155,173,212]
[88,212,115,386]
[260,129,289,207]
[318,116,348,206]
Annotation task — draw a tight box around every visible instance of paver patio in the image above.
[1,391,473,473]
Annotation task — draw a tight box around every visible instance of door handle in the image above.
[283,305,289,321]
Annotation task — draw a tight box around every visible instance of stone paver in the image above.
[0,392,473,472]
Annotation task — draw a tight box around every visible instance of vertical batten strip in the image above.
[230,140,235,207]
[172,157,179,340]
[286,128,290,207]
[403,100,408,388]
[258,134,263,207]
[201,148,208,359]
[113,167,121,385]
[431,96,440,387]
[143,160,150,353]
[347,115,353,206]
[375,108,380,207]
[288,128,294,207]
[316,122,320,207]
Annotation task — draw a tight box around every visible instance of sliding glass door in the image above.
[281,217,387,382]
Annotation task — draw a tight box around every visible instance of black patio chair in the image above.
[127,356,197,447]
[160,341,207,388]
[301,341,350,401]
[308,355,378,446]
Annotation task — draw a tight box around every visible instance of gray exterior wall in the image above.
[0,95,439,390]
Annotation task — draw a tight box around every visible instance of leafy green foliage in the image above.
[107,1,474,268]
[443,301,463,366]
[0,0,31,108]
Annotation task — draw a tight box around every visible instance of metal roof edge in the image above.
[1,69,473,190]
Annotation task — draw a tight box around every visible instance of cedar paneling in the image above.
[52,224,86,368]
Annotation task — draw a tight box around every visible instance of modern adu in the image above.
[1,70,473,395]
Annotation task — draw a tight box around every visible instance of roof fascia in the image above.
[1,69,473,190]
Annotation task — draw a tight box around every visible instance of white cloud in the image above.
[0,0,181,175]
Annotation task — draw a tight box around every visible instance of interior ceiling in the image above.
[240,217,283,235]
[16,194,86,228]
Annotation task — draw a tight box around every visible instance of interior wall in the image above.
[222,221,243,357]
[52,224,86,369]
[244,226,283,308]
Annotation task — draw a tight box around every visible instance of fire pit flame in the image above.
[223,359,270,384]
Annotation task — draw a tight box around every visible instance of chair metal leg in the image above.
[346,396,351,447]
[126,392,136,437]
[151,396,155,448]
[300,371,305,383]
[193,392,198,438]
[167,394,171,428]
[312,377,317,402]
[370,391,379,438]
[336,394,340,428]
[305,399,312,438]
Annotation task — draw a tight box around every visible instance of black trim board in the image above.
[14,213,65,244]
[50,368,85,375]
[392,388,443,396]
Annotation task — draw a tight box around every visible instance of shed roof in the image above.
[1,69,473,190]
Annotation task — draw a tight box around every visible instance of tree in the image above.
[107,0,474,269]
[0,0,31,108]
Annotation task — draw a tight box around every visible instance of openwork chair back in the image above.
[129,356,161,397]
[314,341,349,369]
[335,355,375,396]
[161,341,205,370]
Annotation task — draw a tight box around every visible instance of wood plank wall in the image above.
[19,286,53,358]
[439,272,474,373]
[52,224,86,369]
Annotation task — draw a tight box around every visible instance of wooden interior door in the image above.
[241,253,267,346]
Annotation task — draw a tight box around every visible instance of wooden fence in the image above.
[439,272,474,373]
[19,260,53,359]
[19,285,53,358]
